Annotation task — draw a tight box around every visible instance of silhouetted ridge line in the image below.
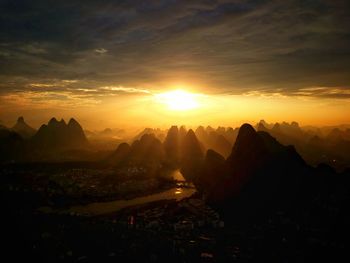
[197,123,312,210]
[12,116,36,138]
[32,117,88,151]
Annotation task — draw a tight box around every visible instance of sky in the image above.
[0,0,349,129]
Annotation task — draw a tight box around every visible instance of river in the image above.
[39,170,196,216]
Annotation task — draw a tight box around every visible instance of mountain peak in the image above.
[228,123,265,162]
[239,123,256,135]
[68,117,77,124]
[12,116,36,138]
[233,124,258,147]
[257,122,267,131]
[168,125,179,134]
[291,121,299,127]
[180,129,204,181]
[17,116,25,124]
[32,117,88,151]
[195,126,205,133]
[68,118,80,127]
[48,117,59,126]
[187,128,195,136]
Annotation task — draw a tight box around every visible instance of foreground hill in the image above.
[196,123,349,221]
[0,129,24,161]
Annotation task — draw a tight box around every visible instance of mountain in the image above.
[106,142,131,166]
[327,128,350,141]
[256,122,269,132]
[180,129,204,181]
[31,117,88,151]
[67,118,88,146]
[11,116,36,138]
[127,133,164,168]
[206,126,215,134]
[194,126,232,158]
[224,127,239,144]
[163,126,180,168]
[207,131,232,158]
[0,129,24,161]
[133,128,166,142]
[0,121,7,130]
[195,126,208,143]
[93,128,126,139]
[257,119,273,129]
[178,126,187,145]
[199,124,312,210]
[196,149,226,197]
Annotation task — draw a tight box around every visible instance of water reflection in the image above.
[40,169,194,216]
[175,188,182,195]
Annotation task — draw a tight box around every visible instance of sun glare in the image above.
[155,89,200,111]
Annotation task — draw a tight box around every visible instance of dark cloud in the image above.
[0,0,349,97]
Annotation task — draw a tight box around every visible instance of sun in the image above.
[155,89,200,111]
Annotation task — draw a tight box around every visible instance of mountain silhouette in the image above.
[180,129,204,181]
[178,125,187,145]
[12,116,36,139]
[199,123,312,212]
[106,142,131,166]
[207,131,232,158]
[256,121,269,132]
[0,122,7,130]
[195,126,208,143]
[194,126,232,158]
[163,126,180,168]
[106,133,165,178]
[133,127,166,142]
[127,133,164,168]
[326,128,350,141]
[0,128,23,161]
[195,149,226,198]
[31,117,88,151]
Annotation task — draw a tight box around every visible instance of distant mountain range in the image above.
[103,122,350,220]
[0,117,89,162]
[1,117,349,223]
[194,124,349,221]
[256,120,350,171]
[1,117,350,171]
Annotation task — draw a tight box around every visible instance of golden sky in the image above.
[1,82,349,129]
[0,1,349,129]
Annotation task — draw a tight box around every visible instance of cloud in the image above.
[0,80,154,111]
[94,48,108,54]
[0,0,349,99]
[100,86,151,94]
[291,87,350,99]
[0,90,100,109]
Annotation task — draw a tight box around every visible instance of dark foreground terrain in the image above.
[2,169,349,262]
[1,123,350,262]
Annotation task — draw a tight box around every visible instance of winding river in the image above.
[39,170,196,216]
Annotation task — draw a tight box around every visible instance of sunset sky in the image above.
[0,0,349,129]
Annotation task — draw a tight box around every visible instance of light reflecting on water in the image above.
[65,187,195,215]
[39,169,194,216]
[175,188,182,195]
